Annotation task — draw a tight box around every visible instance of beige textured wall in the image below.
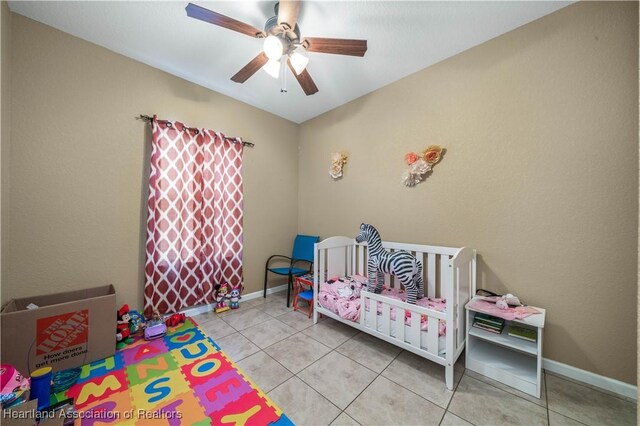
[6,14,299,309]
[1,1,11,304]
[299,1,638,384]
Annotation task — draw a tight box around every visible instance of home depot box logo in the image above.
[36,310,89,355]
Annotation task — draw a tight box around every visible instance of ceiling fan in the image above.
[185,1,368,96]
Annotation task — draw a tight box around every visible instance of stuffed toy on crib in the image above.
[355,223,424,304]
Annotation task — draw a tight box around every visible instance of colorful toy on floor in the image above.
[128,309,146,335]
[165,313,185,327]
[49,317,292,425]
[228,283,243,309]
[144,309,167,340]
[0,364,29,407]
[214,283,230,313]
[51,367,82,394]
[29,366,52,410]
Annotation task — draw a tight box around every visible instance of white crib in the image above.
[313,236,476,390]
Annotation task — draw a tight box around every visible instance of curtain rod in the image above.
[137,115,255,148]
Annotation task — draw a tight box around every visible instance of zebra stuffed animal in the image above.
[355,223,424,304]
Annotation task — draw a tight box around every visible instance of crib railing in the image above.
[360,290,445,361]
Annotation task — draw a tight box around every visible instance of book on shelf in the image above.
[507,325,537,342]
[473,312,505,327]
[474,317,503,329]
[472,322,502,334]
[473,320,503,334]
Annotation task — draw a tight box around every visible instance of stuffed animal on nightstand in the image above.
[496,298,509,310]
[496,293,521,309]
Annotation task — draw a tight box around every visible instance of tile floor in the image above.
[193,292,637,426]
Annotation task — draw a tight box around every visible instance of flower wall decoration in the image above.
[402,145,444,187]
[329,152,348,180]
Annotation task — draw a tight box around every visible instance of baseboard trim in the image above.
[543,358,637,400]
[242,284,288,301]
[182,284,288,317]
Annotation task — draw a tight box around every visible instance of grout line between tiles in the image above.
[546,409,588,426]
[437,362,469,426]
[238,318,298,350]
[545,372,550,426]
[339,347,406,424]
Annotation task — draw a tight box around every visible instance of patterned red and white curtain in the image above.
[144,116,244,317]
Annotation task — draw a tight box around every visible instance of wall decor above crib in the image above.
[402,145,445,187]
[329,152,348,180]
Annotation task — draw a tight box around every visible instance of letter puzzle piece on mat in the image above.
[130,369,190,411]
[170,337,219,367]
[163,327,205,351]
[126,352,178,386]
[194,368,255,417]
[170,319,196,334]
[210,390,285,426]
[78,389,134,425]
[66,369,128,409]
[133,391,207,426]
[76,353,125,384]
[120,338,168,366]
[180,351,231,388]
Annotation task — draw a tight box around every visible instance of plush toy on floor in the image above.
[228,283,243,309]
[355,223,424,304]
[214,283,230,313]
[166,313,185,327]
[116,304,134,349]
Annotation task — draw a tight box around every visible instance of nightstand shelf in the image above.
[468,325,537,356]
[465,297,545,398]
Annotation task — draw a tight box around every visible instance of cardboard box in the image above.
[1,285,116,375]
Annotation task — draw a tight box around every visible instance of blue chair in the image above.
[264,234,320,307]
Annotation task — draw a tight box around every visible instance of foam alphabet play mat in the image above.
[49,317,292,425]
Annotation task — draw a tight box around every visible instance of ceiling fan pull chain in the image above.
[280,59,287,93]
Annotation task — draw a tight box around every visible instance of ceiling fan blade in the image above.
[277,0,301,30]
[186,3,265,38]
[288,60,319,96]
[231,52,269,83]
[303,37,367,57]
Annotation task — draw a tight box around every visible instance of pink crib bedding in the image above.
[317,275,447,336]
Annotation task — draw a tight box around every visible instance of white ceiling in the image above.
[9,1,572,123]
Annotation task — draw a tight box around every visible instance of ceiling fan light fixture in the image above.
[263,35,283,60]
[262,58,281,79]
[290,49,309,75]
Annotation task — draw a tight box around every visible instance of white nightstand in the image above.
[465,297,546,398]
